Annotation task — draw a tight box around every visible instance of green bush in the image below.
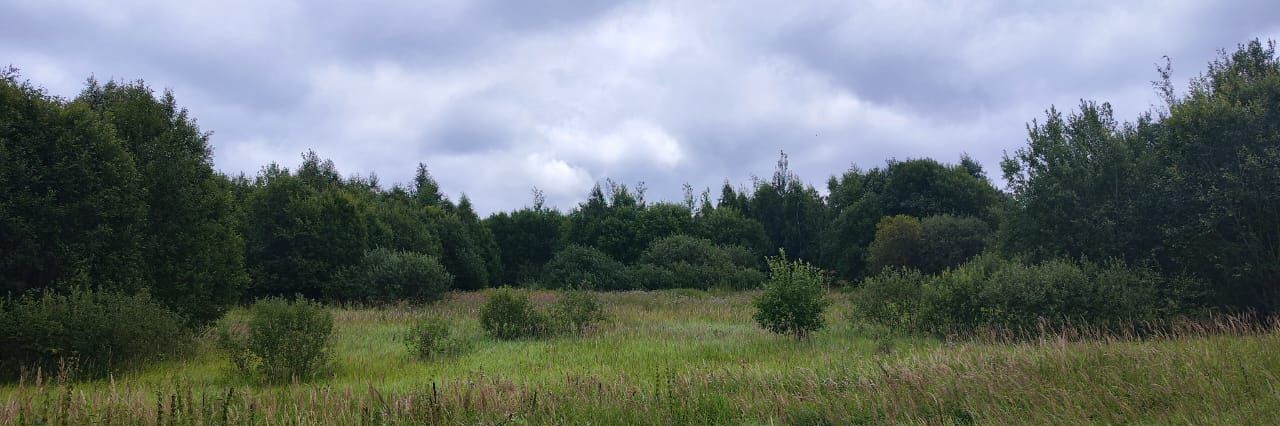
[326,248,453,304]
[216,298,334,382]
[636,235,766,290]
[403,316,465,360]
[626,264,674,291]
[0,289,189,381]
[850,253,1211,335]
[848,268,927,331]
[753,252,830,339]
[550,289,606,335]
[479,287,549,339]
[540,245,630,290]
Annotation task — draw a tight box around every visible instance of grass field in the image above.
[3,289,1279,424]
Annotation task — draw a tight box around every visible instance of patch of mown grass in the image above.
[2,290,1277,424]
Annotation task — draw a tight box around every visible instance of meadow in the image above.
[2,290,1279,425]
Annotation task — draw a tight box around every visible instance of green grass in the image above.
[2,289,1279,424]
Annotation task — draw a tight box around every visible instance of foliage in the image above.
[403,316,465,360]
[636,235,766,290]
[0,73,147,296]
[243,167,368,299]
[479,287,549,339]
[550,289,607,335]
[865,215,923,274]
[1000,40,1280,310]
[692,207,771,256]
[326,248,453,304]
[824,157,1000,280]
[753,252,829,338]
[851,253,1211,335]
[0,289,189,381]
[541,245,630,290]
[848,268,928,331]
[78,80,249,326]
[486,202,566,285]
[918,215,989,273]
[218,298,334,382]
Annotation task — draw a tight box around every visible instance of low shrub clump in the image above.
[325,248,453,304]
[540,245,630,290]
[479,287,608,339]
[403,316,466,360]
[0,289,189,381]
[479,287,549,339]
[216,297,334,382]
[633,235,765,290]
[850,253,1211,336]
[550,289,607,335]
[753,252,830,339]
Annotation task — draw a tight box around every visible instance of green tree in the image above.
[78,80,248,325]
[865,215,924,274]
[0,71,147,295]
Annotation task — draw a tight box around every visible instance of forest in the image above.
[0,40,1278,424]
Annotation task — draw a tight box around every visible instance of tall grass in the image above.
[2,290,1278,424]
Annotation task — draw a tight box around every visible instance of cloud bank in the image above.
[4,0,1278,213]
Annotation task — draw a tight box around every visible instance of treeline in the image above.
[2,40,1279,332]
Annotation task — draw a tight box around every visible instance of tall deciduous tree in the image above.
[79,80,248,324]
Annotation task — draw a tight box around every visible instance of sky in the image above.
[3,1,1279,214]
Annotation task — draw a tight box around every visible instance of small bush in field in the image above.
[0,289,189,381]
[217,298,334,382]
[754,252,829,339]
[403,316,464,360]
[480,287,548,339]
[550,289,606,335]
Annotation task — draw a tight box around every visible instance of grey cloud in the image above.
[3,0,1278,214]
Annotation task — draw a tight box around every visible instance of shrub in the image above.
[550,289,606,335]
[326,248,452,304]
[0,289,189,381]
[217,298,334,382]
[636,235,766,290]
[865,215,923,274]
[403,316,465,360]
[479,287,548,339]
[540,245,630,290]
[850,253,1211,335]
[626,264,675,291]
[918,215,989,273]
[848,268,927,331]
[753,252,829,339]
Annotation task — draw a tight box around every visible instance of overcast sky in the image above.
[4,1,1278,214]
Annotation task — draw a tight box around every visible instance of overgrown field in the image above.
[3,290,1279,425]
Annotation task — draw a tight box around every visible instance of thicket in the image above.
[0,289,189,381]
[850,254,1210,335]
[479,287,607,339]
